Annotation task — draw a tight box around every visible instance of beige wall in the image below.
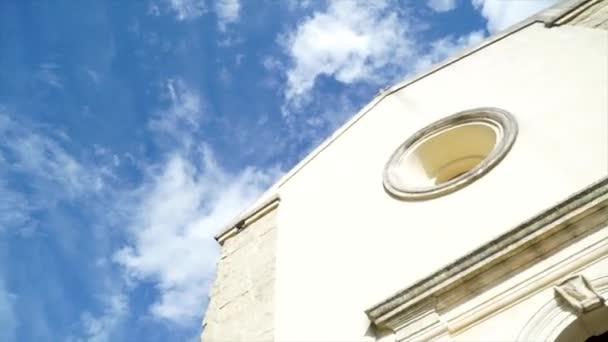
[201,208,278,341]
[272,23,608,341]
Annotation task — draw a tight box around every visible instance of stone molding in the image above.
[555,275,605,314]
[215,194,280,245]
[366,177,608,340]
[546,0,608,29]
[379,299,448,342]
[518,276,608,341]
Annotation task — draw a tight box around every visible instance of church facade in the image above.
[201,0,608,341]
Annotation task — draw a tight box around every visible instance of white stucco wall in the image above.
[272,23,608,341]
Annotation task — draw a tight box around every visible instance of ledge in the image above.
[366,176,608,331]
[215,194,280,245]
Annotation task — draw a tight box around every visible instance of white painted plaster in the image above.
[272,23,608,341]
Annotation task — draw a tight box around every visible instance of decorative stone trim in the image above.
[546,0,608,29]
[215,194,280,245]
[366,177,608,340]
[555,275,605,314]
[382,300,448,342]
[518,276,608,341]
[383,108,518,201]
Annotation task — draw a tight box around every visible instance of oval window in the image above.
[383,108,517,200]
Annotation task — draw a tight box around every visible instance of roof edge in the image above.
[215,194,280,245]
[540,0,600,27]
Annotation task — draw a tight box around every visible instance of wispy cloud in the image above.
[0,110,128,341]
[428,0,457,12]
[116,79,281,323]
[71,293,128,342]
[0,178,35,235]
[162,0,206,20]
[149,78,204,148]
[115,149,276,322]
[277,0,489,143]
[215,0,241,31]
[1,76,280,338]
[281,0,554,115]
[472,0,560,32]
[282,0,416,108]
[0,114,110,235]
[37,63,64,90]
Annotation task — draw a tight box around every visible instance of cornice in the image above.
[538,0,597,26]
[543,0,607,27]
[215,194,280,245]
[366,176,608,334]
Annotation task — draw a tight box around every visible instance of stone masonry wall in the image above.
[201,207,277,341]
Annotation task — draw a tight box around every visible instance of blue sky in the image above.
[0,0,559,340]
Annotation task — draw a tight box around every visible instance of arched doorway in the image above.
[518,275,608,341]
[587,330,608,342]
[554,305,608,342]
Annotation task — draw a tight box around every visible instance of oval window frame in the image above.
[383,107,518,201]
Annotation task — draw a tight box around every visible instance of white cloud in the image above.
[218,67,232,85]
[285,0,313,11]
[472,0,560,33]
[0,112,128,339]
[11,133,102,195]
[414,30,485,72]
[215,0,241,31]
[283,0,416,106]
[280,0,561,111]
[37,63,64,90]
[114,148,278,322]
[0,114,111,234]
[278,0,489,136]
[149,78,203,147]
[0,179,35,234]
[163,0,206,20]
[428,0,457,12]
[116,77,281,323]
[74,293,128,342]
[262,56,283,72]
